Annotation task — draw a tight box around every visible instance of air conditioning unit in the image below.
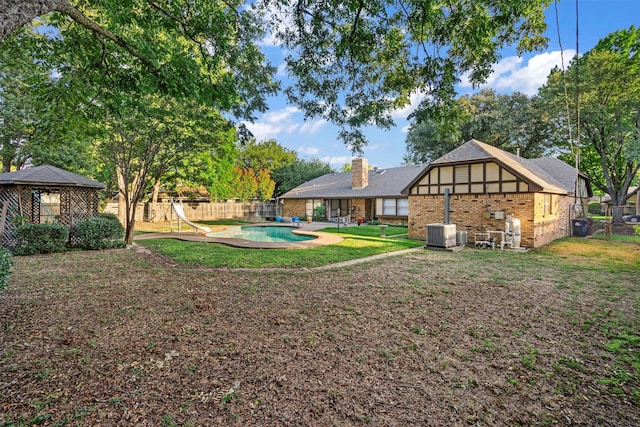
[426,223,456,248]
[456,230,467,246]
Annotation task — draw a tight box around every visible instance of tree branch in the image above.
[52,1,160,75]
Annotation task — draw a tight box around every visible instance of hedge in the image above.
[72,215,125,250]
[0,246,13,289]
[13,223,69,255]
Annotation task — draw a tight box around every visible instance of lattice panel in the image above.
[0,185,102,248]
[0,187,21,247]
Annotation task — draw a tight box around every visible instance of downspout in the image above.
[444,188,450,224]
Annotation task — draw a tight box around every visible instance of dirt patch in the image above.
[1,245,638,426]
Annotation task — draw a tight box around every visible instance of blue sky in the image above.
[244,0,640,170]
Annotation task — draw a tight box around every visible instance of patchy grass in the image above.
[0,238,638,425]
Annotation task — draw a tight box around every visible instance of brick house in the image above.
[279,158,426,224]
[402,139,592,248]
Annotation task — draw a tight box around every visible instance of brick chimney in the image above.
[352,157,368,189]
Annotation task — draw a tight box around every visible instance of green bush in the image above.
[588,202,603,215]
[312,205,326,221]
[72,216,125,250]
[0,247,13,290]
[98,212,120,222]
[14,223,69,255]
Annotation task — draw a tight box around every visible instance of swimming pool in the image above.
[206,225,316,243]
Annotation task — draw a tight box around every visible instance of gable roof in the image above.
[280,164,427,199]
[0,165,106,189]
[403,139,585,195]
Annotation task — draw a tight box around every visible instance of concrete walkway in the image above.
[310,246,425,271]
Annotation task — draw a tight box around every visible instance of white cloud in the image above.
[265,106,300,122]
[276,62,288,77]
[321,155,353,168]
[242,107,298,140]
[242,107,327,141]
[460,50,577,96]
[390,90,427,119]
[299,119,327,134]
[243,122,281,141]
[297,147,319,156]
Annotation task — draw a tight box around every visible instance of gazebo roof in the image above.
[0,165,105,189]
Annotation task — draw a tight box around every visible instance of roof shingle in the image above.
[280,164,427,199]
[0,165,106,189]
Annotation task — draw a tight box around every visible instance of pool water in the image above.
[206,226,316,243]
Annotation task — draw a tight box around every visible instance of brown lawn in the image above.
[1,238,639,426]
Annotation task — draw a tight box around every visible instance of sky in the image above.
[242,0,640,170]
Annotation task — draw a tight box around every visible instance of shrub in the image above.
[587,202,603,215]
[98,212,120,222]
[72,216,125,250]
[14,223,69,255]
[312,205,326,221]
[0,247,13,290]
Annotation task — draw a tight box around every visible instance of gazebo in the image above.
[0,165,106,247]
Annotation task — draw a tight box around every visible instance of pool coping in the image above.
[133,224,343,249]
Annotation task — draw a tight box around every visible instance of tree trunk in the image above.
[0,0,64,40]
[611,206,625,224]
[125,217,136,245]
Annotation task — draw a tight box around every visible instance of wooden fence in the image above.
[104,200,281,223]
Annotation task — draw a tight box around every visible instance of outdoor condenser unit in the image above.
[426,223,457,248]
[456,230,467,246]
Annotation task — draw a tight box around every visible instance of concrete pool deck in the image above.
[133,222,345,249]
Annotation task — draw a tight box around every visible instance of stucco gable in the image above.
[403,139,574,195]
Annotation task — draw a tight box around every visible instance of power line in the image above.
[554,0,583,216]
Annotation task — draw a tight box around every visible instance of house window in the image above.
[543,194,552,215]
[329,199,349,219]
[382,199,396,215]
[397,198,408,216]
[381,198,408,216]
[305,199,323,217]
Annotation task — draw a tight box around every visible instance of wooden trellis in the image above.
[0,166,105,248]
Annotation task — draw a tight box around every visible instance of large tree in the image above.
[264,0,550,152]
[236,139,297,173]
[3,1,550,154]
[2,0,278,117]
[0,29,46,171]
[97,94,233,243]
[271,158,334,197]
[404,90,553,163]
[1,1,279,239]
[539,26,640,223]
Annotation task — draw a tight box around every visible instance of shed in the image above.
[0,165,106,247]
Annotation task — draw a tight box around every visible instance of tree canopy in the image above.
[538,26,640,221]
[236,139,297,172]
[404,89,553,163]
[2,0,279,118]
[3,0,551,153]
[271,158,334,197]
[264,0,550,152]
